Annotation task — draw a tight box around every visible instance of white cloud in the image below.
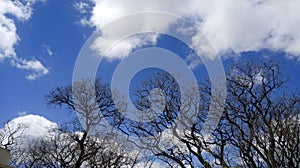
[6,114,57,138]
[74,1,91,14]
[42,44,53,56]
[10,58,49,80]
[191,0,300,58]
[0,114,156,166]
[0,114,57,164]
[186,53,202,69]
[87,0,188,29]
[77,0,300,60]
[0,0,49,80]
[76,0,181,59]
[91,33,158,60]
[0,114,57,148]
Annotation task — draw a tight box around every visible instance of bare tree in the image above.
[124,71,230,168]
[0,122,26,150]
[13,120,136,168]
[225,60,300,167]
[120,60,299,168]
[0,120,28,167]
[12,79,136,168]
[7,59,298,168]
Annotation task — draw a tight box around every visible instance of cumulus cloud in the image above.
[91,33,158,60]
[0,0,49,80]
[6,114,57,138]
[0,114,57,147]
[75,0,183,59]
[76,0,300,60]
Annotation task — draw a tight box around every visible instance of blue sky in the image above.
[1,0,300,127]
[0,0,93,124]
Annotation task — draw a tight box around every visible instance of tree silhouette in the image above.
[3,60,299,168]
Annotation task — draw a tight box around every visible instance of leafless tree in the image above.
[41,78,141,168]
[6,79,139,168]
[0,122,26,150]
[6,60,299,168]
[120,60,299,168]
[123,71,230,168]
[12,121,136,168]
[0,120,28,167]
[225,60,300,167]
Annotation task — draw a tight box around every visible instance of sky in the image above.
[0,0,300,154]
[0,0,93,125]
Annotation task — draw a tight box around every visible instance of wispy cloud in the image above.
[42,44,53,56]
[17,111,27,116]
[74,1,92,27]
[0,0,49,80]
[10,58,49,81]
[74,1,91,14]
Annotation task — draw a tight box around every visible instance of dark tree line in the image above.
[1,60,299,167]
